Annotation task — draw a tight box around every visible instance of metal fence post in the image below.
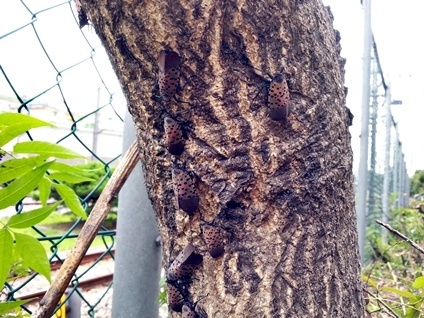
[112,111,162,318]
[400,154,405,207]
[405,162,410,207]
[382,86,392,243]
[357,0,372,262]
[368,57,378,223]
[393,135,399,210]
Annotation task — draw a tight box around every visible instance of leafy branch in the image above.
[0,112,96,316]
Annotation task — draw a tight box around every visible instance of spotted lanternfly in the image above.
[157,50,181,101]
[201,224,225,258]
[74,0,89,28]
[346,106,354,126]
[167,243,203,281]
[267,73,290,121]
[182,304,197,318]
[172,167,199,214]
[182,296,208,318]
[182,304,207,318]
[164,116,185,155]
[167,282,185,312]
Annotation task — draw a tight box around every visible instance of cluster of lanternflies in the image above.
[157,49,291,317]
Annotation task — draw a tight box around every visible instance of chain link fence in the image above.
[363,45,410,261]
[1,0,124,316]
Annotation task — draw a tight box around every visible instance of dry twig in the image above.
[364,289,400,318]
[376,220,424,255]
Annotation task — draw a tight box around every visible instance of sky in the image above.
[0,0,126,122]
[0,0,423,174]
[323,0,424,174]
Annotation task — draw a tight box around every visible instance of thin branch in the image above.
[376,220,424,255]
[364,289,400,318]
[33,141,140,318]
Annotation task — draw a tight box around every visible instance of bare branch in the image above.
[376,220,424,255]
[364,288,400,318]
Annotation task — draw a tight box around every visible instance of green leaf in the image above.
[0,157,46,184]
[381,286,417,300]
[0,161,53,210]
[0,229,14,289]
[48,172,95,183]
[38,177,51,206]
[14,232,51,282]
[0,156,42,168]
[0,113,56,127]
[7,201,62,228]
[413,276,424,289]
[361,274,378,290]
[52,183,87,219]
[389,307,404,317]
[0,113,55,147]
[0,162,33,184]
[49,161,91,174]
[0,299,32,315]
[157,275,167,306]
[8,248,31,280]
[14,141,86,159]
[405,306,421,318]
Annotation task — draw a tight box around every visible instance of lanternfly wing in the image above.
[164,116,184,155]
[172,168,199,214]
[158,50,181,72]
[167,243,203,281]
[158,50,181,100]
[167,283,185,312]
[268,73,290,121]
[74,0,88,28]
[201,224,225,258]
[182,304,196,318]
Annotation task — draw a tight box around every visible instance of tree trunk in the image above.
[83,0,364,316]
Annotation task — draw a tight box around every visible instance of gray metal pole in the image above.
[65,288,81,318]
[405,163,410,207]
[400,153,405,207]
[92,85,101,160]
[112,111,162,318]
[393,134,399,210]
[403,162,406,207]
[368,58,378,220]
[398,143,403,208]
[382,86,391,243]
[357,0,372,262]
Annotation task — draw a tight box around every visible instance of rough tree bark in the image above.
[83,0,364,316]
